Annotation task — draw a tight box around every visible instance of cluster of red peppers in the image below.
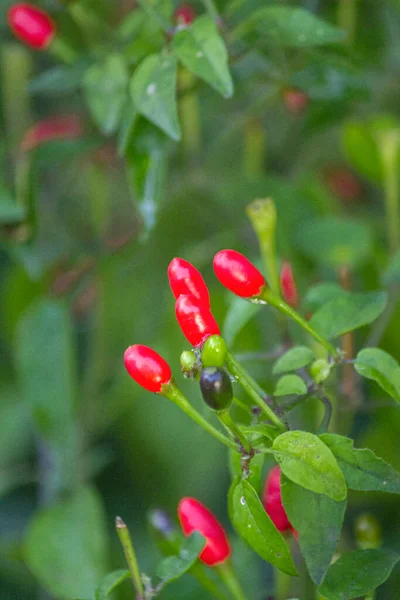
[124,249,296,564]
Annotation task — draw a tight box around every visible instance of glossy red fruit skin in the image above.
[124,345,172,393]
[175,295,220,347]
[8,3,56,50]
[280,261,299,308]
[168,257,210,308]
[21,115,83,151]
[178,497,231,566]
[213,249,266,298]
[174,4,196,26]
[263,466,293,533]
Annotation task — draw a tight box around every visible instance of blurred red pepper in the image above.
[8,3,56,50]
[21,115,83,152]
[280,261,299,308]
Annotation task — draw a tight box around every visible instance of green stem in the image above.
[337,0,359,45]
[232,395,252,414]
[202,0,220,22]
[216,562,248,600]
[317,394,333,434]
[49,37,78,65]
[225,351,286,432]
[261,290,340,359]
[190,564,231,600]
[179,68,201,156]
[163,382,238,451]
[116,517,144,599]
[217,411,252,454]
[275,566,292,600]
[378,131,400,253]
[243,119,265,179]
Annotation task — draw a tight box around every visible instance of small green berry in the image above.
[201,335,227,368]
[180,350,199,378]
[310,358,331,384]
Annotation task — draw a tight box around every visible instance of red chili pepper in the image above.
[280,261,299,308]
[124,344,172,393]
[324,167,361,202]
[178,497,231,566]
[263,466,294,533]
[213,249,266,298]
[175,295,220,347]
[8,3,56,50]
[168,257,210,308]
[283,88,309,114]
[21,115,83,152]
[174,4,196,26]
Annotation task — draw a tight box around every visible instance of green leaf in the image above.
[28,64,84,96]
[138,0,173,31]
[354,347,400,404]
[320,433,400,493]
[131,53,181,141]
[382,249,400,286]
[222,295,261,346]
[274,374,307,397]
[309,291,387,340]
[25,487,108,599]
[272,431,347,501]
[342,121,383,183]
[0,185,25,224]
[83,54,129,136]
[230,479,298,576]
[318,549,400,600]
[302,283,347,314]
[281,475,346,585]
[156,532,205,584]
[229,449,265,493]
[95,570,130,600]
[273,346,315,375]
[173,16,233,98]
[238,7,344,47]
[14,300,78,495]
[125,120,169,235]
[298,217,373,269]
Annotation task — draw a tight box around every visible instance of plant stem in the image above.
[317,394,333,434]
[232,395,252,414]
[275,566,292,600]
[202,0,220,22]
[190,564,231,600]
[116,517,144,599]
[216,562,248,600]
[49,37,78,65]
[378,130,400,253]
[179,68,201,156]
[225,351,286,431]
[337,0,359,45]
[243,119,265,179]
[217,411,252,453]
[260,290,340,359]
[163,382,238,451]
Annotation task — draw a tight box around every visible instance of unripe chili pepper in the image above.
[174,4,196,26]
[263,466,293,533]
[310,358,331,384]
[168,257,210,308]
[124,344,172,393]
[213,249,266,298]
[180,349,199,378]
[21,115,83,152]
[200,367,233,413]
[178,497,231,566]
[175,294,220,347]
[280,261,298,308]
[201,334,227,368]
[8,3,56,50]
[283,88,309,114]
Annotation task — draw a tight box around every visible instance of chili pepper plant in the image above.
[1,1,400,600]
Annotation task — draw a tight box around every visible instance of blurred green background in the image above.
[1,0,400,598]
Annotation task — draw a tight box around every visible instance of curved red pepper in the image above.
[263,466,294,533]
[175,294,220,347]
[124,345,172,393]
[168,257,210,308]
[8,3,56,50]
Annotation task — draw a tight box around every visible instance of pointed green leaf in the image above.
[281,475,346,585]
[274,374,307,397]
[25,487,108,599]
[231,479,298,576]
[237,7,344,47]
[131,53,181,140]
[309,291,387,340]
[156,532,205,584]
[303,283,348,314]
[320,433,400,493]
[138,0,173,31]
[83,54,129,136]
[229,449,264,493]
[95,570,130,600]
[273,346,315,375]
[272,431,347,501]
[173,16,233,98]
[318,549,400,600]
[354,347,400,404]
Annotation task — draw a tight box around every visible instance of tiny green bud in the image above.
[180,350,199,378]
[246,197,277,238]
[200,367,233,413]
[354,513,382,549]
[201,334,227,368]
[310,358,331,384]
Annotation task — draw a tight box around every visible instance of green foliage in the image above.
[273,346,315,374]
[354,347,400,404]
[155,532,205,585]
[274,374,307,396]
[94,570,130,600]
